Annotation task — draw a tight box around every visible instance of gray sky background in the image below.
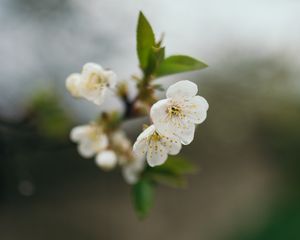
[0,0,299,118]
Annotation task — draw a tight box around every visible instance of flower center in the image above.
[87,126,102,141]
[86,73,107,90]
[151,131,162,142]
[167,105,183,117]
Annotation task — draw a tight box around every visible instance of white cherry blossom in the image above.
[110,130,145,183]
[79,63,116,105]
[150,80,208,145]
[70,124,108,158]
[122,155,145,184]
[133,125,182,167]
[65,73,81,97]
[95,150,117,170]
[66,62,116,105]
[110,131,132,154]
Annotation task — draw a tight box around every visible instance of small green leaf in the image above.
[144,156,198,188]
[149,171,187,188]
[155,156,198,175]
[145,46,165,76]
[152,46,165,66]
[156,55,208,77]
[136,12,155,71]
[132,179,154,219]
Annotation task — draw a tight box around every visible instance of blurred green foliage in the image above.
[30,92,73,139]
[258,99,300,184]
[200,55,300,240]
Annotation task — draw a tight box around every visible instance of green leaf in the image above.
[132,179,154,219]
[156,55,208,77]
[153,46,165,64]
[156,156,198,175]
[149,171,187,188]
[144,156,198,188]
[136,12,155,71]
[145,46,165,75]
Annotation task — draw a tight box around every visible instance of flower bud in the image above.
[95,150,117,170]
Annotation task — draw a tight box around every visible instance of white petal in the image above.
[155,115,195,145]
[122,167,138,184]
[162,136,182,155]
[133,137,147,159]
[78,141,96,158]
[133,125,156,159]
[81,62,103,80]
[177,123,195,145]
[90,91,106,106]
[194,95,209,111]
[70,125,90,142]
[66,73,81,97]
[95,150,117,170]
[122,157,145,184]
[166,80,198,99]
[146,140,168,167]
[111,131,131,151]
[94,134,109,151]
[136,125,156,142]
[151,98,197,145]
[105,70,117,89]
[184,96,209,124]
[79,63,107,105]
[150,99,172,135]
[78,81,106,106]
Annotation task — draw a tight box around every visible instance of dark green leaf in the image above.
[132,179,154,219]
[149,171,187,188]
[136,12,155,71]
[145,46,165,75]
[144,156,198,188]
[152,46,165,66]
[156,156,198,175]
[156,55,208,77]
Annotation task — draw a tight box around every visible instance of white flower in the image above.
[70,124,108,158]
[150,80,208,145]
[66,73,81,97]
[109,130,145,183]
[133,125,182,167]
[79,63,116,105]
[66,62,116,105]
[95,150,117,170]
[122,156,145,184]
[110,131,132,153]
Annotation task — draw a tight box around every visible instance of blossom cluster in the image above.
[66,62,208,184]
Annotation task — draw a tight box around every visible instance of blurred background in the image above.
[0,0,300,239]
